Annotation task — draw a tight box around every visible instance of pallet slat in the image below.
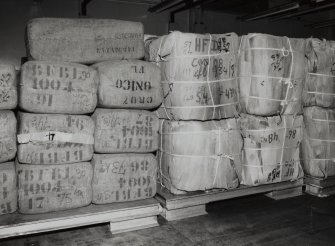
[304,176,335,197]
[0,198,160,239]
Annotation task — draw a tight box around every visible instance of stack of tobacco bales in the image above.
[146,31,243,194]
[302,39,335,179]
[91,59,162,204]
[15,17,155,214]
[238,33,306,186]
[0,63,17,215]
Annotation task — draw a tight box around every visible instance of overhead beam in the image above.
[239,2,300,22]
[271,1,335,21]
[148,0,185,13]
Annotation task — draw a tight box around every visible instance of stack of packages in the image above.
[146,31,243,194]
[238,33,306,186]
[302,39,335,179]
[90,25,161,204]
[0,63,17,215]
[16,17,147,214]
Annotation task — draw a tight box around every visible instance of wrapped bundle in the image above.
[302,107,335,178]
[26,18,144,63]
[19,61,98,114]
[0,162,17,215]
[0,63,17,110]
[17,161,93,214]
[238,33,306,116]
[93,109,159,153]
[92,60,163,109]
[92,153,157,204]
[158,119,242,194]
[304,39,335,108]
[146,31,239,120]
[0,110,17,163]
[17,113,94,165]
[239,114,303,186]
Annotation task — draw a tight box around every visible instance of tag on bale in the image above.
[17,112,94,165]
[158,119,242,194]
[0,162,17,215]
[146,31,239,120]
[93,109,159,153]
[20,61,98,114]
[92,153,157,204]
[92,60,162,109]
[238,33,306,116]
[304,39,335,108]
[17,161,92,214]
[0,63,17,110]
[26,18,144,63]
[302,107,335,178]
[239,114,303,186]
[0,110,17,163]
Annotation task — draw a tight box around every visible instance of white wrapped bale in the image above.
[0,110,17,163]
[239,114,303,186]
[17,161,93,214]
[158,119,242,194]
[302,107,335,178]
[93,109,159,153]
[0,63,17,110]
[92,60,163,109]
[146,31,239,120]
[304,39,335,108]
[20,61,98,114]
[0,162,17,215]
[17,113,94,165]
[26,18,144,63]
[238,33,306,116]
[92,153,157,204]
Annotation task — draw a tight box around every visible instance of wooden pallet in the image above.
[304,176,335,197]
[0,198,161,239]
[156,179,303,221]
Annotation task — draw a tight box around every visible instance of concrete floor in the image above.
[1,193,335,246]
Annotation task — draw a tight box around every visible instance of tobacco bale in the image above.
[17,161,93,214]
[238,33,306,116]
[302,107,335,178]
[303,39,335,108]
[92,153,157,204]
[17,112,94,165]
[26,18,144,63]
[146,31,239,120]
[19,61,98,114]
[92,60,162,109]
[158,119,242,194]
[0,162,17,215]
[93,109,159,153]
[0,110,17,163]
[0,63,17,110]
[239,114,303,186]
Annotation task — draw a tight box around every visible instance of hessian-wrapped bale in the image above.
[304,38,335,108]
[0,110,17,163]
[20,61,98,114]
[146,31,239,120]
[158,119,242,194]
[17,112,94,165]
[302,107,335,178]
[0,63,17,110]
[238,33,306,116]
[93,109,159,153]
[239,114,303,186]
[92,153,157,204]
[26,18,144,63]
[92,60,163,109]
[0,162,17,215]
